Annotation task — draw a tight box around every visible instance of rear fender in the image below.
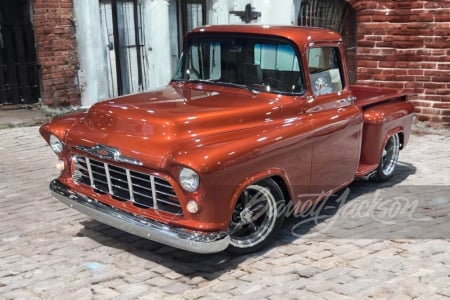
[360,101,414,165]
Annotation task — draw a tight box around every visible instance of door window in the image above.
[307,47,343,96]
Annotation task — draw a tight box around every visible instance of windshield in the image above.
[173,34,305,94]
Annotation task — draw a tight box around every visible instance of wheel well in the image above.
[270,176,291,205]
[398,132,405,149]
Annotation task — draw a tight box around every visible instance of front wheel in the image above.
[227,178,285,255]
[375,133,400,181]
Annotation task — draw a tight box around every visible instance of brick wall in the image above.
[349,0,450,127]
[32,0,80,107]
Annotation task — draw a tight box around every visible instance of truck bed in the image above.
[351,85,408,109]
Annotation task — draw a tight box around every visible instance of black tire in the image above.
[227,178,285,255]
[374,133,400,181]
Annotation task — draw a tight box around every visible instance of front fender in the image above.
[39,112,87,144]
[167,118,313,229]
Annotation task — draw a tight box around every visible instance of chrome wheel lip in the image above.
[229,185,278,249]
[381,133,400,176]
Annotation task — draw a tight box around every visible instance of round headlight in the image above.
[49,134,63,153]
[179,167,199,192]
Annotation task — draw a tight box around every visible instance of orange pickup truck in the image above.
[41,25,414,254]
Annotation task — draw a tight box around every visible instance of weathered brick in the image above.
[32,0,80,107]
[352,0,450,127]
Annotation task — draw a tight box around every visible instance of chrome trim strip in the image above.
[49,180,230,254]
[104,163,113,194]
[125,169,135,202]
[76,144,143,166]
[86,157,95,187]
[150,176,158,210]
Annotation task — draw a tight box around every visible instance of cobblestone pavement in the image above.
[1,126,449,299]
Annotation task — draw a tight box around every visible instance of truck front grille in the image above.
[72,155,182,215]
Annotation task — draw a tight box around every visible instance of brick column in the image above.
[32,0,80,107]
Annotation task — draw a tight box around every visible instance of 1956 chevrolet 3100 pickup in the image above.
[41,25,414,254]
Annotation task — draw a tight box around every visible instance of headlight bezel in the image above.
[179,167,200,193]
[49,134,64,154]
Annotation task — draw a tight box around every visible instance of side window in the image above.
[307,47,343,96]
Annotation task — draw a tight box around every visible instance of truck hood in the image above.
[66,84,283,169]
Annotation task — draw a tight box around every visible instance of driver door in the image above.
[305,45,363,195]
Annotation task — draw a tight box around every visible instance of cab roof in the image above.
[189,25,343,46]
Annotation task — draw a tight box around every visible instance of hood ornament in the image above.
[76,144,143,166]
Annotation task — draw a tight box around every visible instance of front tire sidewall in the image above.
[227,178,285,255]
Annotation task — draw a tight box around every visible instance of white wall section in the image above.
[73,0,110,107]
[142,0,172,90]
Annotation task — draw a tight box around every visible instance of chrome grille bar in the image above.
[86,157,95,187]
[126,169,134,202]
[150,176,158,210]
[104,163,113,194]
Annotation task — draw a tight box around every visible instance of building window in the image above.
[100,0,148,97]
[179,0,206,38]
[298,0,357,83]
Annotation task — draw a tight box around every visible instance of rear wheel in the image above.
[375,133,400,181]
[227,178,285,255]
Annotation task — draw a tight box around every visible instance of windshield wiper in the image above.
[172,79,260,94]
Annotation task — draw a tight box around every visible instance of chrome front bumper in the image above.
[50,180,230,254]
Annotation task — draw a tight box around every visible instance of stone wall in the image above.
[350,0,450,127]
[32,0,80,107]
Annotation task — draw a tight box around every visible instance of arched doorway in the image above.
[298,0,357,83]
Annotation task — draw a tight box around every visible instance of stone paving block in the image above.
[182,285,211,299]
[320,290,351,300]
[144,276,174,288]
[332,278,376,296]
[415,295,450,300]
[1,288,40,300]
[209,279,238,293]
[230,282,266,296]
[438,285,450,297]
[162,281,194,295]
[114,283,151,298]
[198,292,235,300]
[90,285,121,299]
[389,294,413,300]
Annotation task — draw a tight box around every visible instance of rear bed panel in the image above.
[351,85,408,109]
